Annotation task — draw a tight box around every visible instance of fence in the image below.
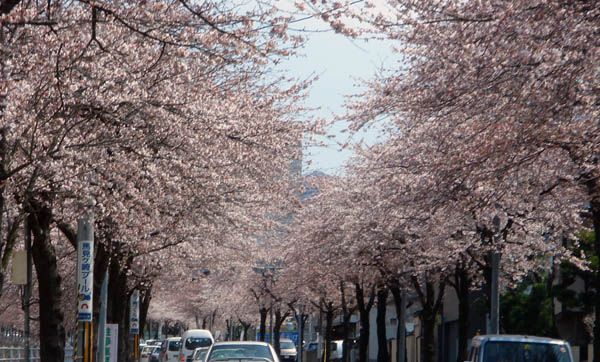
[0,346,41,362]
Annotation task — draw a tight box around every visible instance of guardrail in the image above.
[0,346,41,362]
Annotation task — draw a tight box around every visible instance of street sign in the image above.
[105,324,118,362]
[130,290,140,334]
[11,250,26,285]
[77,238,94,322]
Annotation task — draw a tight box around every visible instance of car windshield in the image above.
[483,341,571,362]
[207,344,273,362]
[281,341,295,350]
[186,337,213,350]
[169,341,181,351]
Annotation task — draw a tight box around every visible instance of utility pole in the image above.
[77,217,95,362]
[24,217,32,362]
[490,215,502,335]
[490,252,501,334]
[97,270,108,362]
[130,290,141,361]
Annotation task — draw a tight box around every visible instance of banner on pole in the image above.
[77,238,94,321]
[130,290,140,334]
[105,324,118,362]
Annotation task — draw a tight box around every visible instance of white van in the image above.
[466,335,574,362]
[161,337,181,362]
[179,329,214,362]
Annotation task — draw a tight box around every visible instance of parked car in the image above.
[192,347,210,362]
[279,339,297,362]
[150,346,162,362]
[466,335,574,362]
[161,337,182,362]
[205,341,279,362]
[180,329,214,362]
[141,345,156,362]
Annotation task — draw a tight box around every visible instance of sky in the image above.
[278,2,397,175]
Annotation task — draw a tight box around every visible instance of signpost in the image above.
[105,324,119,362]
[130,290,140,360]
[77,218,94,362]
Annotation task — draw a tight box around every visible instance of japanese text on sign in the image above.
[77,240,94,321]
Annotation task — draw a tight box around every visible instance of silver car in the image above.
[279,339,297,362]
[466,335,574,362]
[205,341,280,362]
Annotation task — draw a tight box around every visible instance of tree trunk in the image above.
[356,283,375,362]
[376,287,389,362]
[389,282,405,362]
[324,303,334,362]
[259,307,268,342]
[274,309,283,356]
[421,315,436,362]
[140,286,152,336]
[590,196,600,362]
[412,276,444,362]
[92,242,110,353]
[453,266,470,362]
[239,320,251,341]
[340,281,353,362]
[107,253,132,362]
[29,205,65,362]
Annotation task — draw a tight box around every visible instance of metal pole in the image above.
[490,252,501,334]
[97,270,108,362]
[24,217,32,362]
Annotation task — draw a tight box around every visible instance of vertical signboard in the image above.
[105,324,119,362]
[77,238,94,321]
[130,290,140,334]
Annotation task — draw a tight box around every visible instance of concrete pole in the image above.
[97,270,108,362]
[490,252,501,334]
[77,217,94,362]
[24,217,32,362]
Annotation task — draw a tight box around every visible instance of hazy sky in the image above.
[279,4,396,175]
